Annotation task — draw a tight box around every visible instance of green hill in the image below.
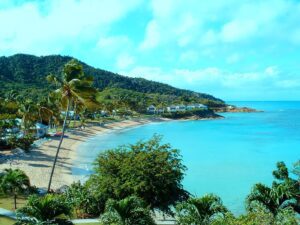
[0,54,225,107]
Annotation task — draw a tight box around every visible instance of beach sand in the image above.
[0,118,169,191]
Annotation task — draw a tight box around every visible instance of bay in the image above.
[73,101,300,214]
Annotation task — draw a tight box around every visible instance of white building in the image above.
[186,105,196,110]
[177,105,186,111]
[194,103,208,109]
[167,105,177,112]
[147,105,156,114]
[35,123,48,138]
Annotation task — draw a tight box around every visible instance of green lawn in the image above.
[0,197,27,211]
[0,216,15,225]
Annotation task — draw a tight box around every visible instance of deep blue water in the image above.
[73,101,300,214]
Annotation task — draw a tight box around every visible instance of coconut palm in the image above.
[16,194,73,225]
[18,101,38,135]
[46,60,97,192]
[100,196,155,225]
[247,162,300,215]
[0,168,31,209]
[175,194,228,225]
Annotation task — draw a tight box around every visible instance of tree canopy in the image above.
[86,135,189,213]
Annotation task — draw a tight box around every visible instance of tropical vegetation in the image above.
[86,135,188,214]
[0,139,299,224]
[0,169,32,209]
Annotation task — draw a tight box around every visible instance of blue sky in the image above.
[1,0,300,101]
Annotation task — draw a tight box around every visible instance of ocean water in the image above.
[72,101,300,214]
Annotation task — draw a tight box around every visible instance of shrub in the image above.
[86,135,188,214]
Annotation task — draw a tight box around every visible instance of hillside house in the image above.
[147,105,156,114]
[194,103,208,109]
[167,105,177,112]
[186,105,195,110]
[177,105,186,111]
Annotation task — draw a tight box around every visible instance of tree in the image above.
[46,60,97,192]
[16,194,73,225]
[100,196,155,225]
[211,203,298,225]
[64,182,101,218]
[247,161,300,215]
[86,135,188,213]
[18,100,38,135]
[0,168,31,209]
[175,194,228,225]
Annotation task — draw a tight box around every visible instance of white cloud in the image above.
[122,65,286,89]
[180,50,199,62]
[275,79,300,88]
[116,53,135,70]
[139,20,160,50]
[0,0,142,54]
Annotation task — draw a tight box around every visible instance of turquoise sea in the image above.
[73,101,300,214]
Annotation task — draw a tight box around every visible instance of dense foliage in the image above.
[0,54,225,107]
[0,168,32,209]
[100,196,155,225]
[247,161,300,215]
[175,194,228,225]
[16,194,73,225]
[86,135,188,213]
[64,182,101,218]
[161,109,222,119]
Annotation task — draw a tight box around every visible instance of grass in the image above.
[0,216,15,225]
[0,197,27,211]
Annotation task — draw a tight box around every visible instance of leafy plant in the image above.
[100,196,155,225]
[86,135,188,213]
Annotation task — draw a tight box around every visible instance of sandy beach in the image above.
[0,118,169,191]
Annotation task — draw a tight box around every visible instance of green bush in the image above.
[86,135,188,214]
[8,134,35,151]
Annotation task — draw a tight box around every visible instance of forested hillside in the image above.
[0,54,225,107]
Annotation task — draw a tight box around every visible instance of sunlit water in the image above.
[72,101,300,214]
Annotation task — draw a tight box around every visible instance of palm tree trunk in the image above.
[47,100,70,192]
[14,193,17,210]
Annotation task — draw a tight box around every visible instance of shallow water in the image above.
[73,101,300,214]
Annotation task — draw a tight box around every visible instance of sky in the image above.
[1,0,300,101]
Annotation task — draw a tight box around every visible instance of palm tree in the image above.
[175,194,228,225]
[100,196,155,225]
[46,60,97,192]
[18,101,38,135]
[247,161,300,215]
[16,194,73,224]
[0,168,31,209]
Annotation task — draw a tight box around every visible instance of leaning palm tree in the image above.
[100,196,156,225]
[0,168,31,209]
[46,60,97,192]
[16,194,73,225]
[175,194,228,225]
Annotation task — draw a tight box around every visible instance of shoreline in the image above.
[0,117,171,190]
[0,114,226,190]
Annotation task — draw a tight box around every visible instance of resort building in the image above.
[148,103,208,114]
[177,105,186,111]
[35,123,49,138]
[186,105,196,110]
[166,105,177,112]
[147,105,156,114]
[194,103,208,109]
